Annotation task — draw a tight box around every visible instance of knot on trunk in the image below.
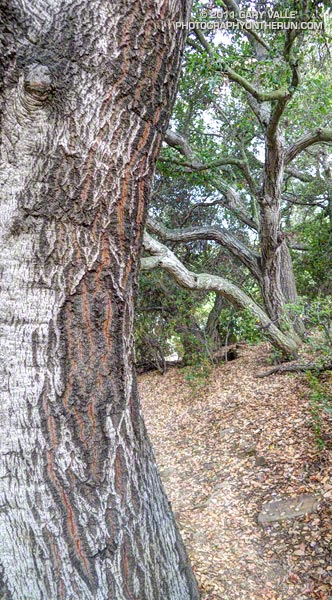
[277,230,285,245]
[23,63,53,108]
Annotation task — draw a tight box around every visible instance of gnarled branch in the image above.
[142,234,299,357]
[147,219,262,280]
[164,129,193,160]
[256,361,332,378]
[162,130,259,230]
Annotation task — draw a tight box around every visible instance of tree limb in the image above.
[220,0,270,51]
[164,129,193,159]
[142,234,299,357]
[162,130,259,231]
[267,94,291,142]
[159,155,246,172]
[285,166,316,183]
[146,219,262,280]
[284,194,326,208]
[163,129,260,211]
[214,179,259,230]
[164,129,247,172]
[256,361,332,378]
[289,244,309,251]
[286,128,332,164]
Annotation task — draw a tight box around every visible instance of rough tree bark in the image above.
[0,1,199,599]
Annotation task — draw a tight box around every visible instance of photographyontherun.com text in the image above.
[174,20,323,31]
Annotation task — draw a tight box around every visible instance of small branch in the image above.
[283,28,302,62]
[159,156,245,172]
[164,129,247,173]
[175,198,223,228]
[239,146,260,198]
[161,131,259,231]
[289,244,309,251]
[221,64,288,104]
[285,166,316,183]
[187,37,204,53]
[194,28,288,103]
[284,193,326,208]
[213,177,259,231]
[220,0,270,51]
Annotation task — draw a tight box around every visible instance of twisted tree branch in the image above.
[147,219,262,280]
[142,234,299,357]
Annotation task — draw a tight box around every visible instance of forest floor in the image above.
[139,342,332,600]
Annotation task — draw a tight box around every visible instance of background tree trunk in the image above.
[0,1,199,599]
[205,294,225,350]
[260,132,301,343]
[178,318,206,365]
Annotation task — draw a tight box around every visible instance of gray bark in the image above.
[147,219,262,281]
[0,1,199,599]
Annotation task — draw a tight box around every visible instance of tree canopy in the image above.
[138,0,332,370]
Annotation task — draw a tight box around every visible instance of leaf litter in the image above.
[139,343,332,600]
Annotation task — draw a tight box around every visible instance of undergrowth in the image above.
[306,372,332,450]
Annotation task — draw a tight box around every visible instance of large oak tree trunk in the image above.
[0,1,199,599]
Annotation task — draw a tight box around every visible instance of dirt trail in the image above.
[139,343,332,600]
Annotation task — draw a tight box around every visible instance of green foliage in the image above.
[137,1,332,363]
[285,297,332,356]
[266,348,284,366]
[136,267,263,374]
[135,271,194,370]
[288,296,332,356]
[303,296,332,354]
[217,307,263,345]
[306,372,332,450]
[182,351,213,398]
[293,219,332,297]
